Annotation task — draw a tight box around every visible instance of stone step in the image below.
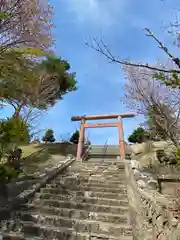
[69,162,124,167]
[81,159,124,163]
[2,234,132,240]
[41,188,127,199]
[88,153,119,157]
[74,162,124,166]
[55,169,125,174]
[48,181,126,189]
[58,167,125,176]
[35,193,128,207]
[17,205,129,224]
[70,163,124,168]
[42,185,126,194]
[70,169,125,175]
[65,171,126,176]
[55,174,126,181]
[58,165,125,170]
[64,172,126,178]
[68,176,126,182]
[58,164,124,169]
[2,214,131,237]
[64,166,124,171]
[2,220,132,239]
[2,234,44,240]
[62,171,125,176]
[55,176,126,185]
[32,199,129,215]
[0,157,132,240]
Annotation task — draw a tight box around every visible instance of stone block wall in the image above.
[125,160,180,240]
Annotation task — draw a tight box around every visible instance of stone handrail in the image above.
[0,155,75,220]
[125,160,180,240]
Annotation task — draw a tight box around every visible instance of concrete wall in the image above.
[125,160,180,240]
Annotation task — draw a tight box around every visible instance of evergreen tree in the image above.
[128,127,150,143]
[42,129,55,143]
[70,130,79,144]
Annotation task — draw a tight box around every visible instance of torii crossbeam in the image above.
[71,113,136,160]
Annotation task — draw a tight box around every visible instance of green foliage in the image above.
[70,130,80,144]
[37,54,77,106]
[0,12,9,21]
[0,117,30,153]
[0,51,35,81]
[128,127,150,143]
[0,163,20,183]
[154,72,180,88]
[176,148,180,164]
[13,48,45,56]
[42,129,55,143]
[0,53,77,115]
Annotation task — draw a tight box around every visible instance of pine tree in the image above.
[42,129,55,143]
[70,130,79,144]
[128,127,150,143]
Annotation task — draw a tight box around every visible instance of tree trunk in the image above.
[12,102,25,118]
[13,107,21,118]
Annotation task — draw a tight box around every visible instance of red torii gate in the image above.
[71,113,136,160]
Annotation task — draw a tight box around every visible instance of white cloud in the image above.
[65,0,127,27]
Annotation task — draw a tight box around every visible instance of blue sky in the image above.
[1,0,179,144]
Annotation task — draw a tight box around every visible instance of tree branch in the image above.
[145,28,180,68]
[86,36,180,74]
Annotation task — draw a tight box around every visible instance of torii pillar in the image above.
[118,116,125,159]
[76,118,85,160]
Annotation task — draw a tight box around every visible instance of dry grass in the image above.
[20,144,43,158]
[20,142,77,158]
[19,142,77,175]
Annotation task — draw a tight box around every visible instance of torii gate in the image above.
[71,113,136,160]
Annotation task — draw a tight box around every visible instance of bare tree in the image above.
[166,7,180,47]
[20,106,45,140]
[0,0,54,52]
[86,0,180,75]
[86,28,180,74]
[122,65,180,146]
[59,133,72,143]
[21,106,45,126]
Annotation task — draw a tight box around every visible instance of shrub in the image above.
[176,148,180,164]
[0,163,20,184]
[0,117,30,155]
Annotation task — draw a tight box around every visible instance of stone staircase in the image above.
[0,154,132,239]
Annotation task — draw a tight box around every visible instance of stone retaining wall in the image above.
[125,160,180,240]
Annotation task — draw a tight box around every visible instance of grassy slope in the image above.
[20,144,43,158]
[20,142,77,158]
